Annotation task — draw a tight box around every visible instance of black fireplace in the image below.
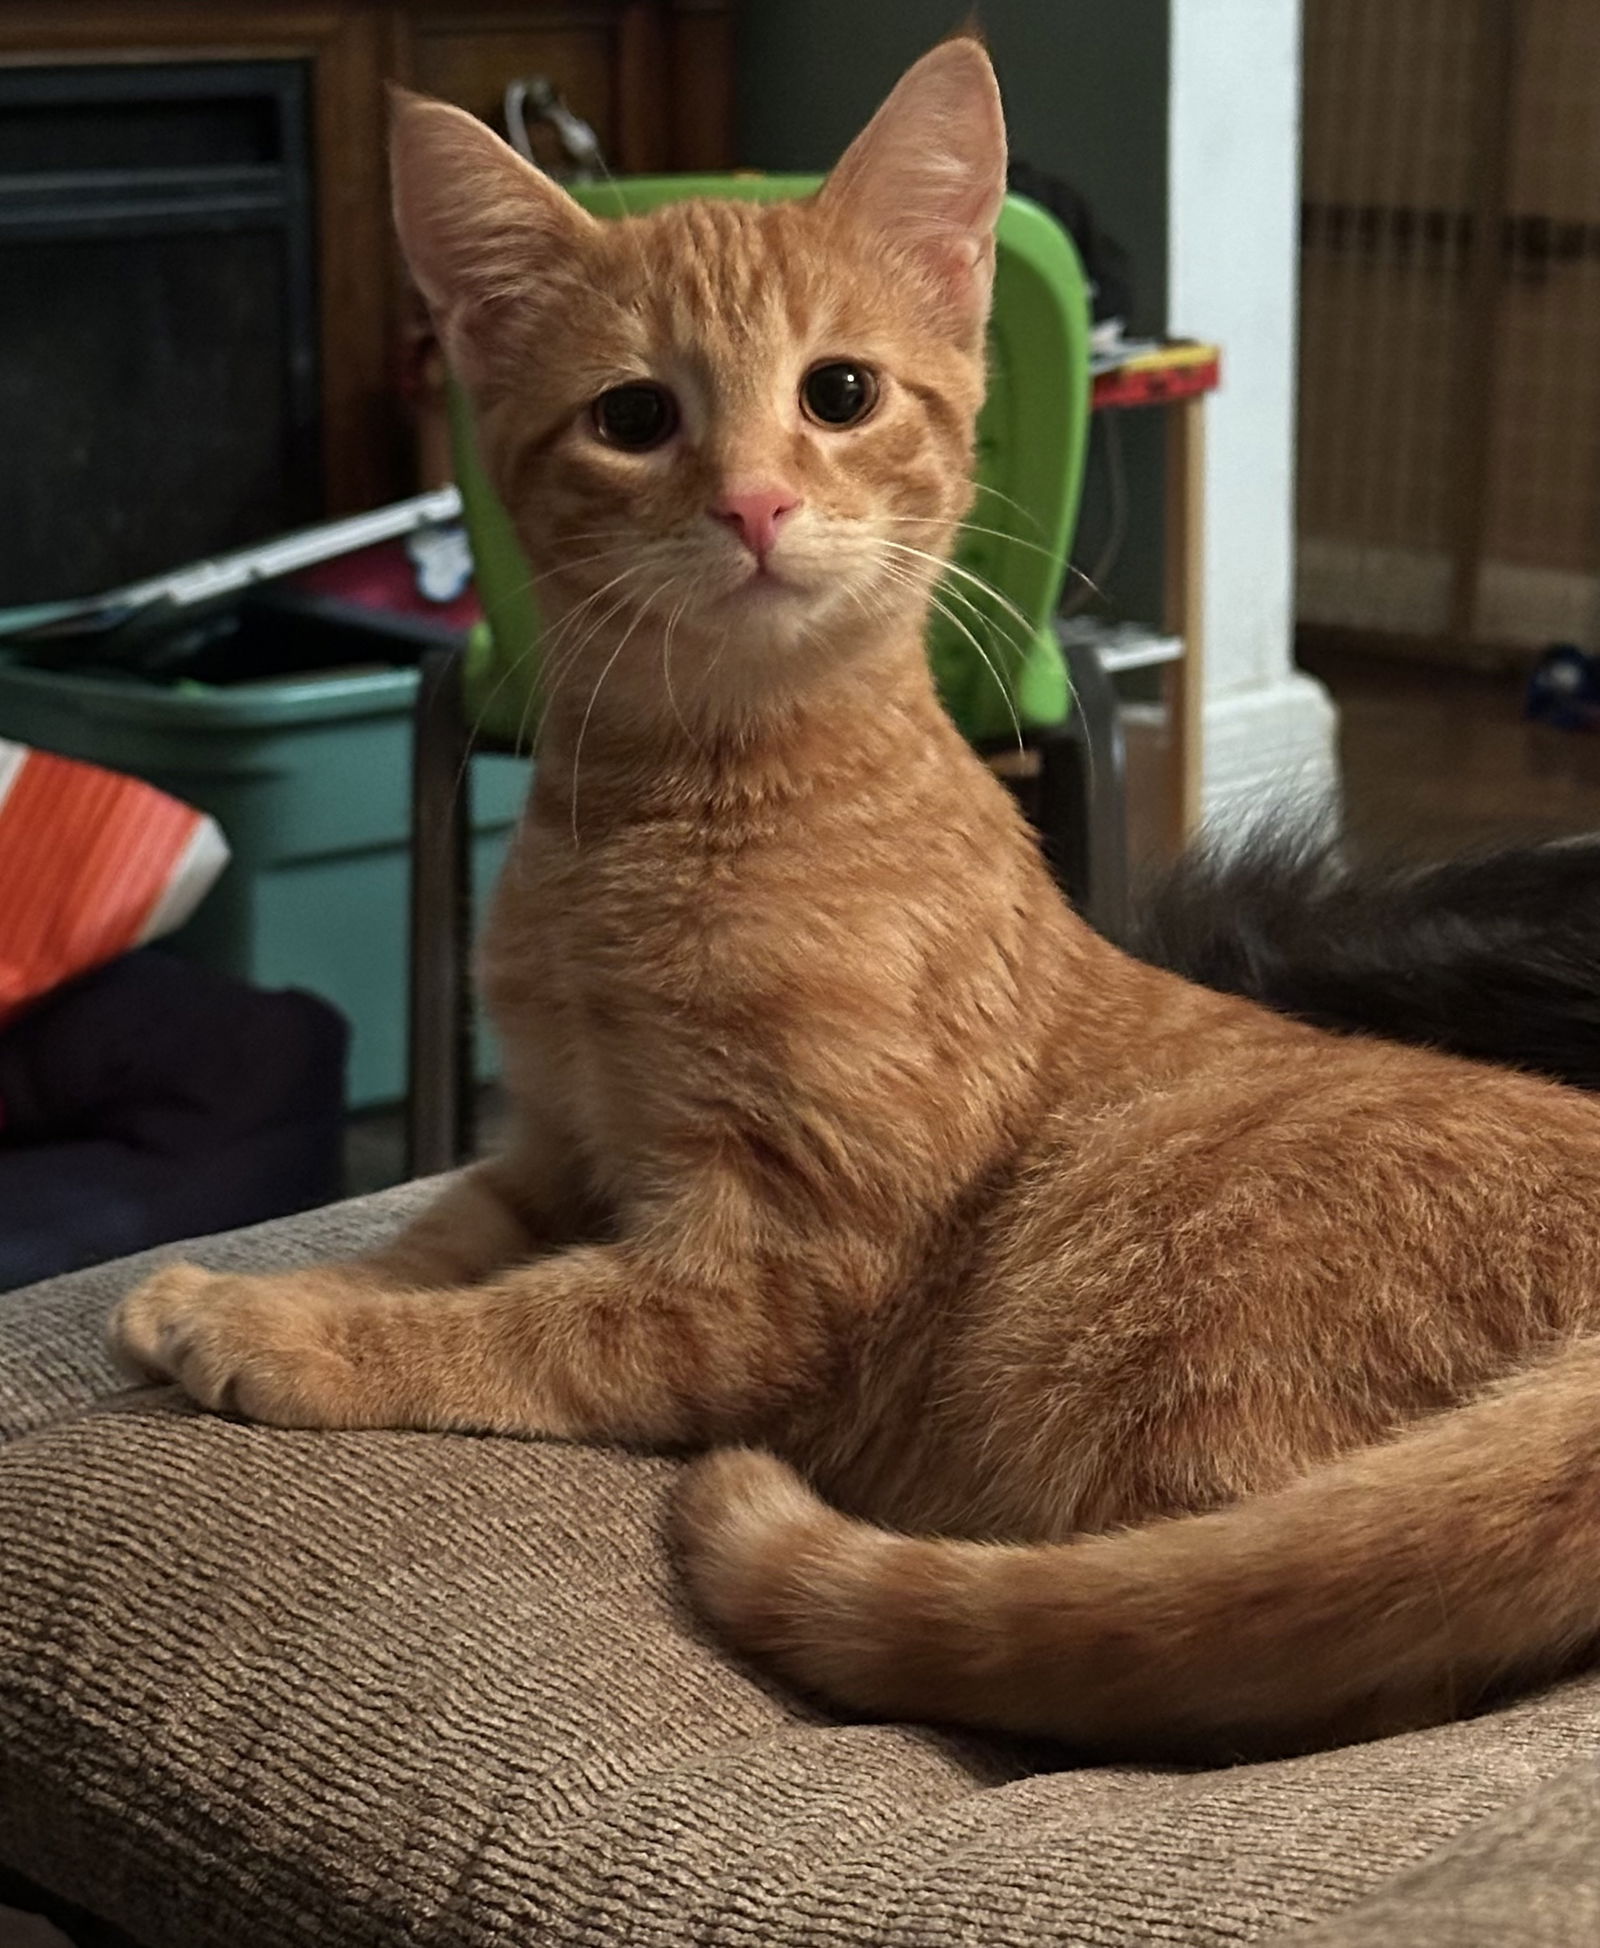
[0,60,320,607]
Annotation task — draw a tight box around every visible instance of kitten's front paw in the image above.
[110,1263,363,1429]
[110,1260,215,1381]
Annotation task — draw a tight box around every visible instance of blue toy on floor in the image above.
[1526,642,1600,731]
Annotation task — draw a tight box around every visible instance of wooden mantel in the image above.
[0,2,738,514]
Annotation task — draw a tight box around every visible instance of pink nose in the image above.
[711,485,801,559]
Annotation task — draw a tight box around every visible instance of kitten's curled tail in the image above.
[1129,827,1600,1092]
[674,1338,1600,1757]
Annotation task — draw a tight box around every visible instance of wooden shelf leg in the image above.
[1162,392,1208,848]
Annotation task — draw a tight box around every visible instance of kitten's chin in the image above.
[713,567,809,613]
[735,573,881,653]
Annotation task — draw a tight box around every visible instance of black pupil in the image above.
[596,385,673,449]
[805,364,872,425]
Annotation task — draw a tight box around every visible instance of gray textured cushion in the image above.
[1,1187,1598,1946]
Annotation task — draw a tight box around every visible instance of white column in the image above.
[1167,0,1338,825]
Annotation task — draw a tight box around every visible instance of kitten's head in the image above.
[390,39,1005,721]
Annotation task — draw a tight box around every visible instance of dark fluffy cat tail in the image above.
[675,1344,1600,1759]
[1125,824,1600,1092]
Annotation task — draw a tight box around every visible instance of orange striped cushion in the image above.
[0,742,229,1023]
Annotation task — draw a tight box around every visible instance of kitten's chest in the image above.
[477,802,966,1192]
[480,814,812,1173]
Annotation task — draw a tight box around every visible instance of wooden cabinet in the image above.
[0,3,737,518]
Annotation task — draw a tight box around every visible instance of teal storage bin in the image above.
[0,656,527,1107]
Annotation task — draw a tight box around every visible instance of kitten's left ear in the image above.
[818,37,1007,336]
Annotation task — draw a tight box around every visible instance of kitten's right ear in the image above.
[388,87,596,382]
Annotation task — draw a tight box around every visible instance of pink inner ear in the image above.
[902,230,991,327]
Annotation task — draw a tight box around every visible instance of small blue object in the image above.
[1526,642,1600,731]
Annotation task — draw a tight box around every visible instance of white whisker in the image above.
[513,566,648,754]
[872,554,1024,754]
[873,515,1063,563]
[529,574,651,751]
[459,557,646,779]
[971,477,1050,536]
[569,583,668,844]
[874,537,1039,643]
[658,585,696,743]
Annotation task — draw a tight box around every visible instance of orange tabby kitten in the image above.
[113,40,1600,1760]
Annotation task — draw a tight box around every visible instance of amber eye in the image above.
[801,361,879,428]
[592,383,678,451]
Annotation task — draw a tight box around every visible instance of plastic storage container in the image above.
[0,603,525,1107]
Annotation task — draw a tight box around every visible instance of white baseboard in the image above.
[1199,670,1341,832]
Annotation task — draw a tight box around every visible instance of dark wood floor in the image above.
[1301,642,1600,860]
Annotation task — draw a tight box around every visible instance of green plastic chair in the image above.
[410,177,1096,1174]
[451,176,1091,748]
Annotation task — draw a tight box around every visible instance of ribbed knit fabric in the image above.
[1,1187,1597,1947]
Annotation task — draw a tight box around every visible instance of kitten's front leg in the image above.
[112,1235,816,1443]
[109,1136,596,1399]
